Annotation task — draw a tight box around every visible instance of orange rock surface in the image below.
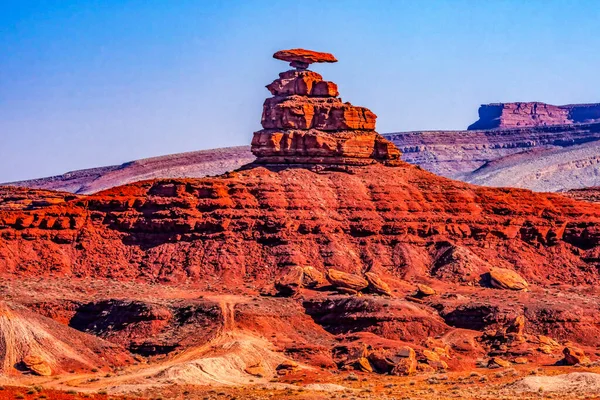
[273,48,338,66]
[251,49,401,166]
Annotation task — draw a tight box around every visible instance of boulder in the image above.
[364,271,392,296]
[507,315,525,336]
[352,357,373,373]
[539,335,560,347]
[273,48,338,69]
[335,287,359,295]
[367,350,396,374]
[245,362,266,377]
[326,269,369,292]
[488,268,529,290]
[391,357,417,376]
[302,266,325,288]
[416,362,435,373]
[396,346,416,359]
[416,284,436,297]
[488,357,511,368]
[275,266,304,296]
[537,336,560,354]
[428,359,449,370]
[276,360,299,375]
[563,346,590,366]
[422,349,440,362]
[23,355,52,376]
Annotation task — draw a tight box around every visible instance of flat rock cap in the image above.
[273,48,338,65]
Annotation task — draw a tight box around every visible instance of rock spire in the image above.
[251,48,401,166]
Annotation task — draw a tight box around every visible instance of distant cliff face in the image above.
[388,122,600,178]
[7,102,600,194]
[468,102,600,130]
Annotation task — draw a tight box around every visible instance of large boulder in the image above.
[302,266,326,288]
[326,269,369,292]
[275,266,304,296]
[488,268,529,290]
[563,346,590,365]
[23,355,52,376]
[365,271,392,296]
[273,48,338,69]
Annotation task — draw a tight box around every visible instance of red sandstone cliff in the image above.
[2,163,600,286]
[468,102,600,130]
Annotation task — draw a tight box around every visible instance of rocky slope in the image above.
[388,122,600,178]
[5,146,254,195]
[468,102,600,130]
[463,140,600,192]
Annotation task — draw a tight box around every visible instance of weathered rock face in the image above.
[468,102,600,130]
[388,122,600,180]
[251,49,401,166]
[3,163,600,286]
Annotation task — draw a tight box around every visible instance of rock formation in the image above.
[4,50,600,396]
[251,48,401,166]
[468,102,600,130]
[273,48,338,70]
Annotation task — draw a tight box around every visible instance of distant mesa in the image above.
[273,48,338,70]
[251,48,401,166]
[468,102,600,130]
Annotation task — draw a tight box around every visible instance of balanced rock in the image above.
[251,49,402,166]
[326,269,369,292]
[273,48,338,70]
[365,271,392,296]
[488,268,529,290]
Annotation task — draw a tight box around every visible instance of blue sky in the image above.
[1,0,599,182]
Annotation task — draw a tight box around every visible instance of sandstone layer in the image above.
[251,50,401,166]
[468,102,600,130]
[2,162,600,285]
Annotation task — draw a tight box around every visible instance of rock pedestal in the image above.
[251,48,401,166]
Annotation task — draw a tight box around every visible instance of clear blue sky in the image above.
[2,0,599,182]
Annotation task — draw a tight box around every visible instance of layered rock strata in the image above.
[468,102,600,130]
[251,49,401,166]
